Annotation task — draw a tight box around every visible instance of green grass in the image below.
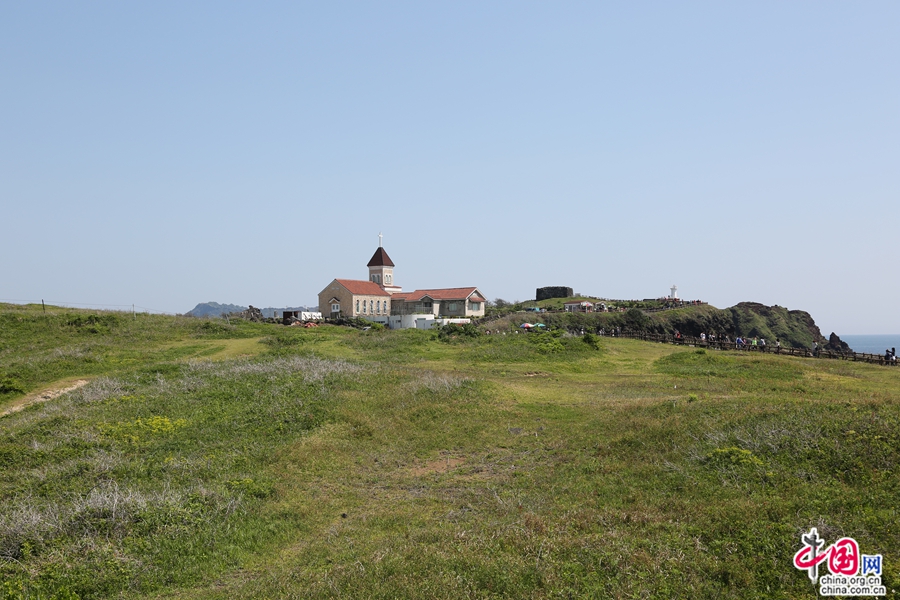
[1,304,899,599]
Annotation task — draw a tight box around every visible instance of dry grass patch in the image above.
[0,378,90,417]
[408,456,466,477]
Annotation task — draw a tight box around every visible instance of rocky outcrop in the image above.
[824,332,853,354]
[727,302,826,350]
[537,301,833,350]
[233,305,264,322]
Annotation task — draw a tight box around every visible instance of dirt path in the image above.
[0,379,90,418]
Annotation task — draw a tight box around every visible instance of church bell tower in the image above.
[367,233,402,294]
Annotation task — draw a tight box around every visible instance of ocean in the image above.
[839,334,900,355]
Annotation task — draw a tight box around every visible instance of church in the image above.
[317,238,486,329]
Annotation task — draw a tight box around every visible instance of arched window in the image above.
[370,300,374,313]
[356,300,360,313]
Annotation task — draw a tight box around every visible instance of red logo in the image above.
[793,528,860,583]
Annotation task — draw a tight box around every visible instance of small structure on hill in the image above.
[670,285,678,300]
[564,301,594,313]
[282,310,323,325]
[536,286,573,302]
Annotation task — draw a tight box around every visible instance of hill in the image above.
[493,300,850,351]
[186,302,313,319]
[185,301,246,317]
[1,302,897,598]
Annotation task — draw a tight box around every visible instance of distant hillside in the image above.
[497,300,852,351]
[650,301,837,350]
[186,302,313,319]
[186,302,246,318]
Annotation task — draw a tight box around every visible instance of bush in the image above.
[582,332,600,350]
[0,377,24,396]
[438,322,481,341]
[528,332,564,354]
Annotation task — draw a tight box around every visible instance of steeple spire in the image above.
[379,232,383,248]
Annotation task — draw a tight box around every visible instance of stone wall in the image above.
[536,286,573,301]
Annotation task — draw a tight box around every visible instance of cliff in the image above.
[533,301,851,351]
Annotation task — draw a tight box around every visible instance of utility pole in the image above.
[42,299,45,313]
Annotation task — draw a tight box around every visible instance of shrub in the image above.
[438,322,481,341]
[66,314,122,329]
[582,332,600,350]
[0,376,24,395]
[528,332,564,354]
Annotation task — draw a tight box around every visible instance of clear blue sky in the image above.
[2,3,897,334]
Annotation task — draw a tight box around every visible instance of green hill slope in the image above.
[1,303,897,599]
[493,300,844,350]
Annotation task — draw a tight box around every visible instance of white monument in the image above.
[670,285,678,299]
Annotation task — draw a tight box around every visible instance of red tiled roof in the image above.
[335,279,391,296]
[393,287,482,302]
[367,247,395,267]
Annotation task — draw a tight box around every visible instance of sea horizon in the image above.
[840,334,900,355]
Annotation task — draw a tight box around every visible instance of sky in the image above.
[1,2,898,334]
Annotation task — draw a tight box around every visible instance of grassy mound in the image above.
[1,304,898,599]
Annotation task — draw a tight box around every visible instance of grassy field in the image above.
[1,303,898,599]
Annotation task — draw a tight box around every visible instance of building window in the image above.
[469,302,481,311]
[362,300,367,314]
[356,300,360,313]
[331,303,340,313]
[370,300,374,313]
[447,302,458,312]
[386,275,391,284]
[376,300,381,313]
